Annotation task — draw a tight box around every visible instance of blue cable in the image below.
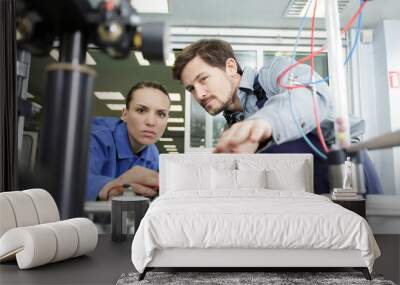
[290,0,312,58]
[287,0,364,159]
[288,90,328,159]
[344,0,363,65]
[288,0,328,160]
[295,0,364,87]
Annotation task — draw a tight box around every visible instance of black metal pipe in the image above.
[59,32,85,64]
[36,30,95,219]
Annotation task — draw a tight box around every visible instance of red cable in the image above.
[341,0,367,34]
[277,0,367,90]
[279,1,366,152]
[309,0,329,153]
[105,0,115,11]
[277,47,326,90]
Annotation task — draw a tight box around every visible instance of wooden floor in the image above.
[373,235,400,284]
[0,234,398,284]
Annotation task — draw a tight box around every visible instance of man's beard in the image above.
[206,104,224,115]
[202,96,231,116]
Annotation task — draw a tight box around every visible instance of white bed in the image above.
[131,154,380,280]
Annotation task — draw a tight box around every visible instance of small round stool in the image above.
[111,196,150,242]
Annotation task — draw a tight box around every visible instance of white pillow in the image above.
[211,169,267,190]
[211,168,236,190]
[236,169,267,189]
[265,163,307,191]
[167,163,211,191]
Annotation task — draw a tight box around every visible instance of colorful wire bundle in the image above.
[282,0,366,160]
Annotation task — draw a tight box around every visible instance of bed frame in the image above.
[139,248,371,280]
[137,154,371,281]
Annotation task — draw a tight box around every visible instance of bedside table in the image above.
[111,196,150,242]
[332,198,366,218]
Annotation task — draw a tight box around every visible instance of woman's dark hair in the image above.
[126,81,170,109]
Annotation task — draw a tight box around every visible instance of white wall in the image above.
[381,21,400,195]
[349,28,379,168]
[351,20,400,195]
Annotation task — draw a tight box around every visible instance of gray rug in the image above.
[116,271,396,285]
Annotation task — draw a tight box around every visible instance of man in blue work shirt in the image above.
[172,39,382,194]
[87,81,170,201]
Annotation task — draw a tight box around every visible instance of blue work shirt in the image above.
[237,57,365,147]
[234,57,382,195]
[86,117,159,201]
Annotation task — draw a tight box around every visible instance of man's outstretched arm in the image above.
[215,56,331,153]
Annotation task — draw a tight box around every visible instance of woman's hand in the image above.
[98,166,159,200]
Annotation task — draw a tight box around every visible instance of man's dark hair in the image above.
[126,81,170,109]
[172,39,243,81]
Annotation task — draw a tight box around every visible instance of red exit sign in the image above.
[389,71,400,89]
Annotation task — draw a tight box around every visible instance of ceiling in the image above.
[141,0,400,30]
[27,0,400,154]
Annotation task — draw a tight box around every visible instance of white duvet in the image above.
[131,190,380,273]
